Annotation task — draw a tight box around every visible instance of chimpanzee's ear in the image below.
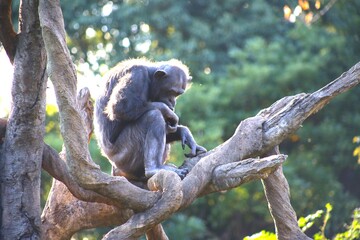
[154,69,167,80]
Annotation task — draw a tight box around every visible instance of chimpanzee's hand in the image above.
[146,163,189,180]
[165,112,179,134]
[178,126,207,158]
[151,102,179,133]
[167,164,189,179]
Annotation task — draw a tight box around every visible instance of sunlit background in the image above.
[0,49,13,117]
[0,48,103,118]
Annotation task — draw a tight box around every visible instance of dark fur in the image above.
[95,58,206,180]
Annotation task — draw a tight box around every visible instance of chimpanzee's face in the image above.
[151,66,188,110]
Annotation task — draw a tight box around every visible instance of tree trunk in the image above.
[0,0,47,238]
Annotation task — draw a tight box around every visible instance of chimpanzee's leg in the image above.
[142,110,188,179]
[143,110,170,177]
[108,109,187,180]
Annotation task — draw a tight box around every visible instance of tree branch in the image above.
[0,0,17,63]
[210,154,286,192]
[260,61,360,147]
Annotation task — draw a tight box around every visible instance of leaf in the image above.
[283,5,292,20]
[299,0,310,10]
[305,12,314,24]
[298,217,307,227]
[353,146,360,157]
[325,203,333,213]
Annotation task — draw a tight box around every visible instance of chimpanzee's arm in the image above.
[167,125,207,157]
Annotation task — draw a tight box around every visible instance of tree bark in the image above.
[262,147,311,240]
[0,0,47,238]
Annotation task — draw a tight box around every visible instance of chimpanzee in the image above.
[94,58,206,181]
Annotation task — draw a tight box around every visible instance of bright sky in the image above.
[0,48,103,118]
[0,49,13,117]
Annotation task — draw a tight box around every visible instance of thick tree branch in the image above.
[42,144,124,207]
[262,147,311,240]
[260,61,360,147]
[42,179,134,240]
[210,154,286,192]
[0,121,126,208]
[0,0,17,63]
[103,171,183,239]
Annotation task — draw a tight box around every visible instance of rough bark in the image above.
[0,0,47,238]
[262,147,311,240]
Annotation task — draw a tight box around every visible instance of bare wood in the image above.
[39,85,287,239]
[261,61,360,147]
[103,171,183,239]
[211,154,287,192]
[263,167,311,240]
[42,179,133,240]
[261,147,311,240]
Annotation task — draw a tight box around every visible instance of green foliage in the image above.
[298,203,332,239]
[352,136,360,164]
[334,208,360,240]
[298,209,325,233]
[244,230,276,240]
[163,214,214,240]
[247,204,360,240]
[72,227,112,240]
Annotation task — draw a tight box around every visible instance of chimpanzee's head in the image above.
[150,60,192,110]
